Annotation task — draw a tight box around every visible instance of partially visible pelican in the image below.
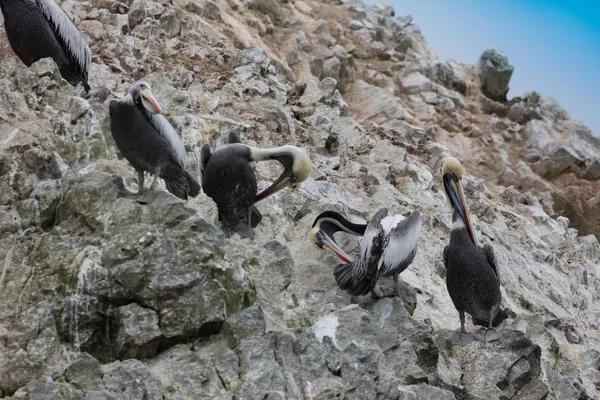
[441,156,504,346]
[201,138,311,239]
[311,209,422,298]
[0,0,92,91]
[109,82,200,202]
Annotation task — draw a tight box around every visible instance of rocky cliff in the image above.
[0,0,599,399]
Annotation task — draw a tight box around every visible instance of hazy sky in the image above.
[365,0,600,136]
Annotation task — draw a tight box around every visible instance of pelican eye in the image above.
[315,231,325,248]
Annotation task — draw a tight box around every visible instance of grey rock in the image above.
[69,97,91,123]
[103,216,252,340]
[532,143,584,179]
[83,391,119,400]
[350,80,405,124]
[127,0,146,29]
[10,377,83,400]
[399,72,433,94]
[582,157,600,181]
[478,48,514,101]
[160,9,182,38]
[579,235,600,263]
[114,303,162,359]
[214,347,239,389]
[234,335,287,399]
[546,369,582,400]
[348,19,364,30]
[247,0,287,26]
[102,359,161,400]
[521,91,570,120]
[65,354,105,393]
[397,384,456,400]
[146,345,227,398]
[421,59,468,95]
[17,199,41,230]
[30,179,63,228]
[222,305,267,347]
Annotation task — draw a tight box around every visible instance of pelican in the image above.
[201,139,312,239]
[311,209,422,298]
[441,156,504,346]
[109,82,200,202]
[0,0,92,91]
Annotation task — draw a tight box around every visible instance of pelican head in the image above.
[252,145,312,202]
[441,157,478,247]
[124,82,164,115]
[310,211,357,263]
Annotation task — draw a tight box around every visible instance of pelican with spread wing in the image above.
[311,209,422,298]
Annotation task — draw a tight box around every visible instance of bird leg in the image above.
[393,273,401,297]
[149,167,161,191]
[483,316,500,343]
[136,168,161,204]
[370,288,384,300]
[451,311,475,346]
[136,170,145,195]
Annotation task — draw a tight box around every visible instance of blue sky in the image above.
[365,0,600,136]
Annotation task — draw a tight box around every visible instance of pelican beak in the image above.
[140,88,164,115]
[311,227,353,263]
[443,172,478,247]
[255,148,312,203]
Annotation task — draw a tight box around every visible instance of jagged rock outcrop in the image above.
[477,48,514,102]
[0,0,599,399]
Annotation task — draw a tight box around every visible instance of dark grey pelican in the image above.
[201,139,311,239]
[441,156,504,346]
[311,209,422,298]
[0,0,92,91]
[109,82,200,202]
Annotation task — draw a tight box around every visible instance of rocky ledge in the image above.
[0,0,599,399]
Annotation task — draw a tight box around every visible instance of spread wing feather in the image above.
[35,0,91,80]
[377,212,422,277]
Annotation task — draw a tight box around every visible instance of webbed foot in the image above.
[135,189,158,204]
[451,330,475,346]
[483,327,500,343]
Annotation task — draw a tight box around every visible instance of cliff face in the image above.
[0,0,599,399]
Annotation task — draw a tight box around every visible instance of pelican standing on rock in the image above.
[109,82,200,203]
[201,137,312,239]
[0,0,92,91]
[311,209,422,298]
[441,156,503,346]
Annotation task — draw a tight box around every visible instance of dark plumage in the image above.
[201,139,312,239]
[109,82,200,201]
[311,209,422,299]
[441,156,503,345]
[201,143,257,239]
[0,0,92,91]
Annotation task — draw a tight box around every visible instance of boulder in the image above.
[478,48,514,101]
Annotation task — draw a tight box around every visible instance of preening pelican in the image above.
[201,139,311,239]
[441,156,504,346]
[0,0,92,91]
[311,209,421,298]
[109,82,200,202]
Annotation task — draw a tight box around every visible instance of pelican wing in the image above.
[200,144,211,177]
[443,245,449,269]
[35,0,91,80]
[359,208,388,264]
[147,113,187,167]
[377,212,422,277]
[482,244,499,277]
